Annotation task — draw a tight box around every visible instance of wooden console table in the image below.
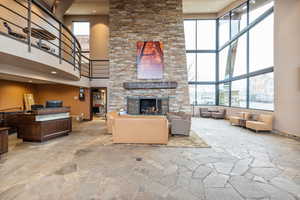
[0,127,9,155]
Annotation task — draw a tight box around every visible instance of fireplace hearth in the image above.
[127,97,169,115]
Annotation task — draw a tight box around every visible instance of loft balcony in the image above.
[0,0,109,84]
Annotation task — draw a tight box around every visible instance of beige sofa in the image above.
[246,114,273,132]
[106,111,118,134]
[112,115,169,144]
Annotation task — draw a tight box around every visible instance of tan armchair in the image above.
[106,111,118,134]
[229,112,251,126]
[167,112,191,136]
[246,114,273,132]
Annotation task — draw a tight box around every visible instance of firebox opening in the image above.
[139,99,162,115]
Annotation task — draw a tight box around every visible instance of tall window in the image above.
[184,0,274,111]
[249,13,274,72]
[73,22,90,57]
[184,19,217,105]
[219,14,230,47]
[217,0,274,110]
[250,73,274,110]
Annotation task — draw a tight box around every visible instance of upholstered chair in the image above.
[199,108,211,118]
[246,114,273,132]
[211,108,226,119]
[229,112,251,126]
[167,112,191,136]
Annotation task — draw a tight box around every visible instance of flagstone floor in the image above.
[0,118,299,200]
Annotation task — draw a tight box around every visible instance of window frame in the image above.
[185,0,274,111]
[185,19,218,106]
[72,21,91,56]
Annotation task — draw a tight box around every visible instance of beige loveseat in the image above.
[106,111,119,134]
[246,114,273,132]
[112,115,169,144]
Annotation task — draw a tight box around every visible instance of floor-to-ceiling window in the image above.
[184,0,274,111]
[184,19,217,105]
[72,21,90,58]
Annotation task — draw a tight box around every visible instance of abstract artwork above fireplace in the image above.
[137,41,164,79]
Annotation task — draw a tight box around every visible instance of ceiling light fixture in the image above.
[28,80,33,83]
[51,71,57,74]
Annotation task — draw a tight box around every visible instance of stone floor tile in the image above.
[250,167,282,181]
[251,157,276,167]
[206,186,244,200]
[204,172,229,188]
[192,165,212,179]
[0,118,299,199]
[214,161,235,175]
[270,176,300,198]
[231,158,253,176]
[256,182,296,200]
[229,176,268,199]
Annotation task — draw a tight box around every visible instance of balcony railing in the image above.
[0,0,109,79]
[81,55,109,79]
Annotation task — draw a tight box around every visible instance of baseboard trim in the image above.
[272,130,300,141]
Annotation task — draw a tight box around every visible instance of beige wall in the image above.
[64,15,109,60]
[0,80,91,120]
[0,80,37,111]
[274,0,300,137]
[35,84,91,120]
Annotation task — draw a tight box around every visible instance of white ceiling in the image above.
[66,0,109,15]
[65,0,237,15]
[183,0,237,14]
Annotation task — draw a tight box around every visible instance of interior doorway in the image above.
[90,87,107,120]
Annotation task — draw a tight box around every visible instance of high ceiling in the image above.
[65,0,238,15]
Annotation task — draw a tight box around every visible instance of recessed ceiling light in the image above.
[51,71,57,74]
[28,80,33,83]
[92,10,97,13]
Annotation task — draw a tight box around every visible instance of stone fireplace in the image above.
[127,97,169,115]
[108,0,191,113]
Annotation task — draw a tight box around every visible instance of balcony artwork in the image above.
[137,41,164,79]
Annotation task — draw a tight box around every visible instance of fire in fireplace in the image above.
[127,97,169,115]
[140,99,162,115]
